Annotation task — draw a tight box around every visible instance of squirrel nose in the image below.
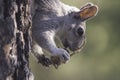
[77,27,84,36]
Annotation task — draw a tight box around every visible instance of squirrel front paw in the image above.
[51,48,70,64]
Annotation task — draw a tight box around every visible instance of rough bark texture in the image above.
[0,0,33,80]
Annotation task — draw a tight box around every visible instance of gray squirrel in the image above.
[31,0,98,67]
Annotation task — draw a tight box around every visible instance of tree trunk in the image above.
[0,0,33,80]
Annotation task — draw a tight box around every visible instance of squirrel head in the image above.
[60,3,98,51]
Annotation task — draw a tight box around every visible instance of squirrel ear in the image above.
[74,4,98,21]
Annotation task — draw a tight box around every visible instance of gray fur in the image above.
[31,0,98,63]
[0,0,3,19]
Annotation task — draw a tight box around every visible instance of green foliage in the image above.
[30,0,120,80]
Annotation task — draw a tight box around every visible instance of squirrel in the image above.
[31,0,98,67]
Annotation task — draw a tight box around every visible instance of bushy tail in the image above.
[34,0,61,10]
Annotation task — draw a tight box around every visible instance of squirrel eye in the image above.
[76,27,84,36]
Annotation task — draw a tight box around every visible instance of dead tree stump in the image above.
[0,0,33,80]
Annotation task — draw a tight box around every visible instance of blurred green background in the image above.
[30,0,120,80]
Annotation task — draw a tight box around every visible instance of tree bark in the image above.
[0,0,33,80]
